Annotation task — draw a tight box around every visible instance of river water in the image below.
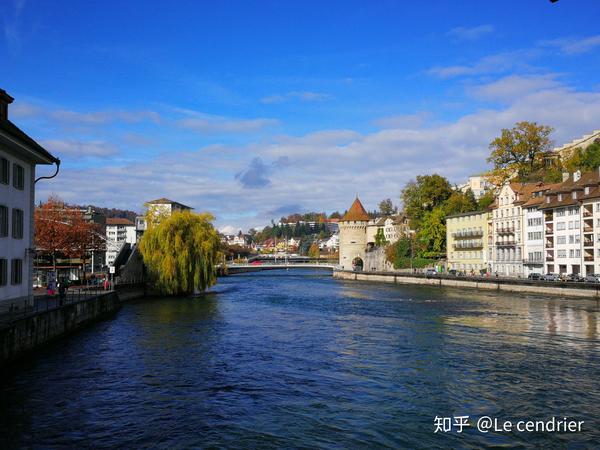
[1,270,600,449]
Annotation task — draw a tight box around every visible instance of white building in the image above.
[136,197,193,238]
[105,218,136,267]
[491,182,540,277]
[0,89,60,311]
[457,175,492,200]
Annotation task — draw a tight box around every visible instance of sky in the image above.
[3,0,600,233]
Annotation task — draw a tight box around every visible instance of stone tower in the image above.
[338,197,369,270]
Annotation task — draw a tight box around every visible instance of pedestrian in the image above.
[103,278,109,291]
[58,280,67,306]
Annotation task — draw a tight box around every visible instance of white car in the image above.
[585,274,600,283]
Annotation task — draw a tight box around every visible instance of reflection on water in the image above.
[1,270,600,449]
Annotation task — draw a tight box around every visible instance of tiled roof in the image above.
[540,170,600,209]
[341,197,370,222]
[106,217,135,226]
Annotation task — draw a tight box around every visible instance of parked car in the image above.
[543,273,560,281]
[564,274,584,282]
[425,269,438,277]
[527,273,542,280]
[448,269,458,276]
[585,274,600,283]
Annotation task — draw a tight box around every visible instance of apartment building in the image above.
[446,210,491,273]
[0,89,60,311]
[105,218,136,267]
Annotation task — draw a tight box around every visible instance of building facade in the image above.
[446,211,491,274]
[105,218,136,267]
[0,89,60,311]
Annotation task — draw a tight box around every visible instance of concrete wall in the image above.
[334,270,600,299]
[339,221,367,270]
[363,247,393,272]
[0,292,120,364]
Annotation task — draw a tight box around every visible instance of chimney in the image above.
[0,89,14,121]
[562,172,569,182]
[574,170,581,182]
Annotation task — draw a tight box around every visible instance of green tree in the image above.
[139,210,221,295]
[562,141,600,172]
[378,198,396,216]
[416,207,446,257]
[444,189,477,216]
[401,174,453,229]
[487,121,554,184]
[477,191,496,210]
[374,228,388,246]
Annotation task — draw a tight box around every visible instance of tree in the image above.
[443,189,477,216]
[329,211,342,219]
[487,121,554,184]
[35,196,104,280]
[416,207,446,257]
[374,228,388,247]
[138,210,221,295]
[477,191,496,210]
[562,140,600,173]
[308,242,320,259]
[401,174,453,229]
[378,198,396,216]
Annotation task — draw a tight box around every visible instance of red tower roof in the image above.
[341,197,369,221]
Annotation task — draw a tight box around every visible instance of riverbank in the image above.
[334,270,600,299]
[0,284,146,365]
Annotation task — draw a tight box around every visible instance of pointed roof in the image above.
[341,197,370,222]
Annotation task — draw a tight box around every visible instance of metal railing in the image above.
[0,286,114,328]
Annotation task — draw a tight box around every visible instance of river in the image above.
[1,270,600,448]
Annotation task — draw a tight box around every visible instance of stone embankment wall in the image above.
[334,270,600,299]
[0,284,146,365]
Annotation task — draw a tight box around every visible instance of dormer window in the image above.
[572,191,577,199]
[558,194,563,201]
[546,196,551,203]
[585,187,590,195]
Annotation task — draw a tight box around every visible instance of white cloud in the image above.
[178,115,278,134]
[35,80,600,231]
[447,24,494,41]
[427,49,538,79]
[40,139,119,157]
[469,74,563,102]
[539,34,600,55]
[260,91,331,104]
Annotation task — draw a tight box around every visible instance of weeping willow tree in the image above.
[139,210,222,295]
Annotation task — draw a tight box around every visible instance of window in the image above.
[0,259,6,286]
[11,259,22,285]
[0,205,7,237]
[576,249,581,258]
[556,209,565,217]
[570,249,574,258]
[557,250,567,258]
[13,164,24,190]
[12,208,23,239]
[557,236,566,245]
[0,157,8,184]
[557,222,566,231]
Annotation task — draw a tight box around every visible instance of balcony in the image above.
[545,212,553,222]
[585,256,594,262]
[584,226,593,233]
[546,255,554,262]
[452,229,484,238]
[497,227,515,235]
[545,225,554,235]
[584,239,594,248]
[495,240,516,246]
[453,240,484,249]
[523,258,544,265]
[584,208,593,217]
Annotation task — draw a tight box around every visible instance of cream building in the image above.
[457,175,492,200]
[0,89,60,311]
[446,211,491,273]
[338,197,369,270]
[366,215,410,245]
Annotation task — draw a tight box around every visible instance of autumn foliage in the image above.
[35,196,104,268]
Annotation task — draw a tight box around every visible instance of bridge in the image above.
[223,261,338,275]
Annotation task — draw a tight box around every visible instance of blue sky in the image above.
[3,0,600,232]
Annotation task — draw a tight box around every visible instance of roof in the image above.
[106,217,135,226]
[145,198,193,210]
[341,197,370,222]
[539,170,600,210]
[0,119,60,164]
[446,210,488,220]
